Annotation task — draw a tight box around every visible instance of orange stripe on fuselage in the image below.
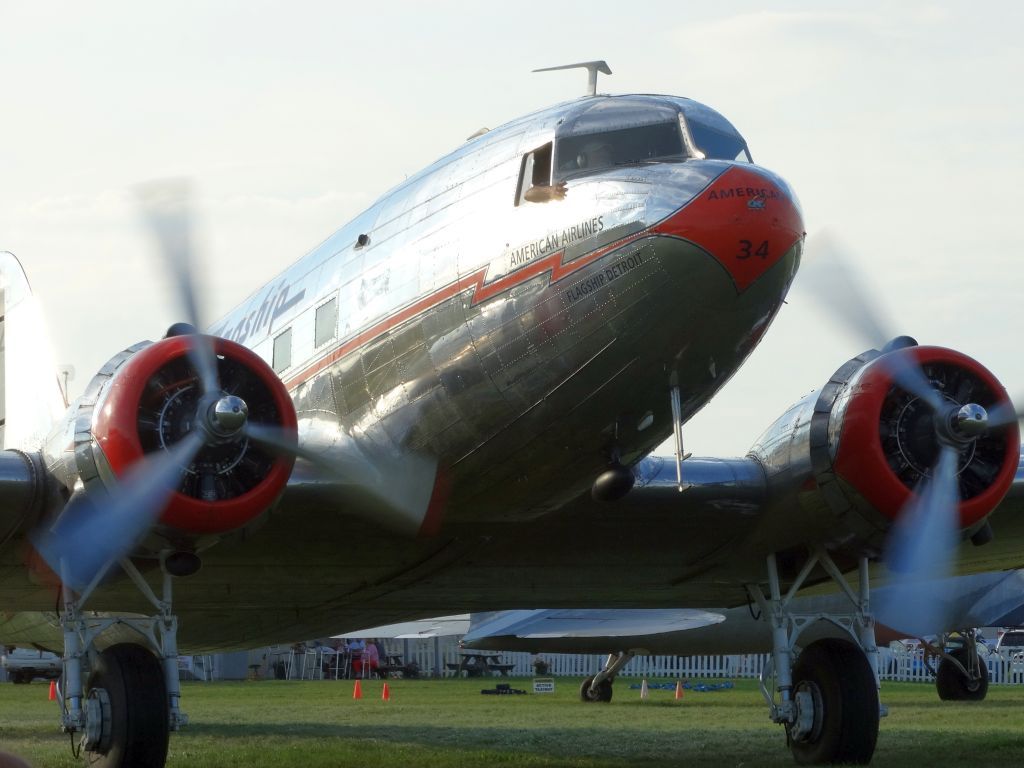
[281,219,653,391]
[282,167,795,392]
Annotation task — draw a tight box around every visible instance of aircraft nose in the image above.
[653,164,804,292]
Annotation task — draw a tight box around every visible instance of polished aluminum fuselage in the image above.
[212,95,800,528]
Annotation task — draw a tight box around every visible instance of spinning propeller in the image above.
[800,233,1021,637]
[32,181,434,592]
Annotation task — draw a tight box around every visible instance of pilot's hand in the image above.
[524,181,568,203]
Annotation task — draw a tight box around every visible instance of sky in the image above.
[1,1,1021,457]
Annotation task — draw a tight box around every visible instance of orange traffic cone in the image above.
[640,678,649,702]
[48,680,57,701]
[382,682,391,702]
[352,679,363,700]
[674,680,684,700]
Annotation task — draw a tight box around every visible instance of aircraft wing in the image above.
[461,569,1024,657]
[465,608,726,641]
[334,614,470,639]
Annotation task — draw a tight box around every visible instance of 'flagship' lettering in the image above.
[214,280,306,344]
[563,252,646,304]
[563,273,606,303]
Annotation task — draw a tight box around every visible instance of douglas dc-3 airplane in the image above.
[1,62,1023,766]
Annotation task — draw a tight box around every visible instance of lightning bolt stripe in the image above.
[282,165,797,392]
[281,223,655,392]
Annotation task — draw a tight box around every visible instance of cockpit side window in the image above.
[515,142,555,206]
[554,122,684,180]
[530,143,552,187]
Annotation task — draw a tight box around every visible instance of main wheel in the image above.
[788,638,879,765]
[936,647,988,701]
[85,643,169,768]
[579,675,613,703]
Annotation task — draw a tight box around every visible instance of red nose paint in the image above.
[654,166,804,292]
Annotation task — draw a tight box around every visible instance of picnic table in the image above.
[447,652,516,677]
[377,653,420,679]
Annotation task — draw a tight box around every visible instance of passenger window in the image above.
[273,328,292,373]
[315,297,338,348]
[515,142,553,206]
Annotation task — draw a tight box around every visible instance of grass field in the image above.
[2,677,1023,767]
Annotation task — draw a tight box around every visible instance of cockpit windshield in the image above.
[689,120,752,163]
[554,122,684,179]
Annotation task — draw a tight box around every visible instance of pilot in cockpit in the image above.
[524,138,615,204]
[572,140,614,172]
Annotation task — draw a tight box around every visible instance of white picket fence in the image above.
[391,641,1024,685]
[239,640,1024,685]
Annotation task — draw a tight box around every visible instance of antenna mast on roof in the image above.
[533,60,612,97]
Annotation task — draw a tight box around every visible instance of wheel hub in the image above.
[83,686,112,753]
[790,681,824,743]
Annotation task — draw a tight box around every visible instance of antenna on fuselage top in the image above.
[533,60,611,97]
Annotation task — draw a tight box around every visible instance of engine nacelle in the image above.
[46,335,296,543]
[750,344,1019,555]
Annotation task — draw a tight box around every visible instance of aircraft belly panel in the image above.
[444,234,800,521]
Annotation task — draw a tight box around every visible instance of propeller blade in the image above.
[136,179,220,396]
[243,422,437,534]
[875,444,960,637]
[799,232,897,350]
[32,431,205,591]
[243,422,337,471]
[881,348,946,412]
[987,397,1024,430]
[243,422,389,491]
[801,232,944,411]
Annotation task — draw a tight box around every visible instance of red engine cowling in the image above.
[77,335,296,537]
[809,345,1019,548]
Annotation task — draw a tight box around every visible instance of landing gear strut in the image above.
[57,554,187,767]
[580,651,634,703]
[748,548,882,765]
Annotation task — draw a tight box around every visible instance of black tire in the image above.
[936,647,988,701]
[579,675,613,703]
[86,643,169,768]
[788,638,879,765]
[10,671,27,684]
